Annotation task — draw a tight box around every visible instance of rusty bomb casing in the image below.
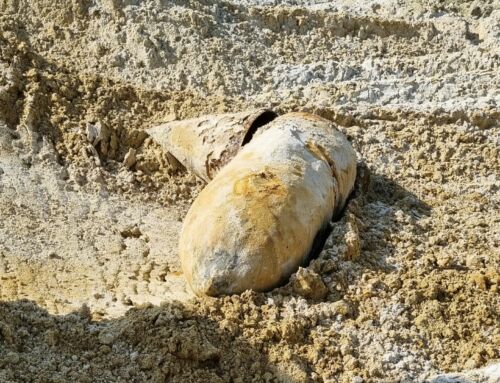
[179,112,357,296]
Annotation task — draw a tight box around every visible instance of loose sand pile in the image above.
[0,0,498,382]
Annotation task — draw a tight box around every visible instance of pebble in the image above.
[5,351,20,364]
[292,267,329,301]
[123,148,137,169]
[98,330,116,345]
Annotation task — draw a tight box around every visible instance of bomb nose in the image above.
[190,261,238,296]
[192,273,233,296]
[204,276,231,296]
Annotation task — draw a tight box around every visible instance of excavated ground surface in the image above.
[0,0,499,382]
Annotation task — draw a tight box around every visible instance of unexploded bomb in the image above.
[147,109,277,182]
[178,112,357,296]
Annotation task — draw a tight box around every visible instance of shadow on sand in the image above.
[0,298,301,383]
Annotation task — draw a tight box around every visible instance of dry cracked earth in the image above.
[0,0,499,382]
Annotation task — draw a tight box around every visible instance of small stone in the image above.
[291,267,328,301]
[139,354,156,370]
[436,255,452,268]
[279,320,305,343]
[464,353,482,369]
[344,219,361,261]
[99,345,111,354]
[85,122,106,147]
[469,272,487,290]
[466,254,484,268]
[98,330,116,345]
[123,148,137,169]
[332,300,353,317]
[5,351,20,364]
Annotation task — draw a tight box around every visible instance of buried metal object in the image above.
[147,109,277,182]
[175,112,357,296]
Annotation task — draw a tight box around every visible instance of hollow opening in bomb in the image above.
[242,110,278,145]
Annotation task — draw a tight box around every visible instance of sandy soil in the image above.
[0,0,499,382]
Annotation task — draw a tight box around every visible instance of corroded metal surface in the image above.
[147,109,277,182]
[179,112,357,296]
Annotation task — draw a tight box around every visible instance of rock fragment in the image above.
[291,267,328,301]
[123,148,137,169]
